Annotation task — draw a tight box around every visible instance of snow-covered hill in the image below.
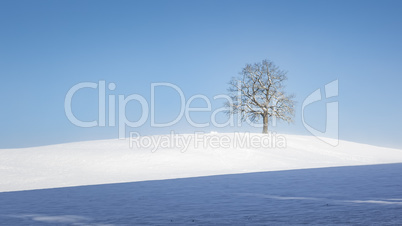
[1,133,402,192]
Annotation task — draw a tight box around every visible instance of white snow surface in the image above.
[1,132,402,192]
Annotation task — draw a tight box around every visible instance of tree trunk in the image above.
[262,114,268,134]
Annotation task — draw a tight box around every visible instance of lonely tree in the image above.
[227,59,295,133]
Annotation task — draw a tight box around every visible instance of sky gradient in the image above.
[1,0,402,149]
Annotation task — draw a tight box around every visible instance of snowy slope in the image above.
[1,133,402,192]
[2,164,402,225]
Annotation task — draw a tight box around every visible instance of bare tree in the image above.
[226,59,295,133]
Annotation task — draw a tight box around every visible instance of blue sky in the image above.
[1,0,401,149]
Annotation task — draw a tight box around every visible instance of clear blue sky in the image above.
[1,0,401,149]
